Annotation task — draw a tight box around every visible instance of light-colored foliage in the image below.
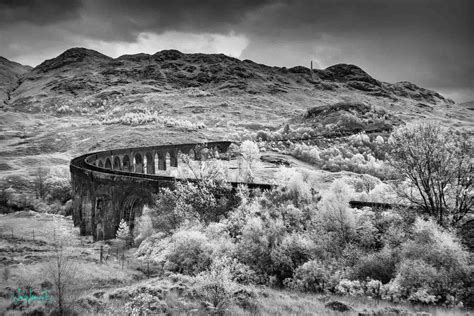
[133,207,154,246]
[389,122,473,227]
[239,140,260,181]
[116,219,131,247]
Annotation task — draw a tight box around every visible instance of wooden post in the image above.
[100,245,103,264]
[121,251,125,270]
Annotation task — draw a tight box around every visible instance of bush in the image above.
[44,171,71,204]
[194,257,238,312]
[285,260,331,293]
[163,230,213,276]
[395,219,471,303]
[393,259,441,304]
[275,168,314,207]
[124,292,167,315]
[335,279,364,296]
[353,246,399,284]
[270,233,314,283]
[256,130,270,141]
[234,217,273,278]
[318,180,356,247]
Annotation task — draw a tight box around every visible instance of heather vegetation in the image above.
[100,109,206,130]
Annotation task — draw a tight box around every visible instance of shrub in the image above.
[194,257,238,312]
[353,246,399,284]
[45,173,71,204]
[275,167,313,206]
[256,130,270,141]
[124,292,167,315]
[318,180,356,246]
[366,279,383,298]
[285,260,331,293]
[234,217,274,278]
[335,279,364,296]
[270,233,314,283]
[396,219,471,302]
[163,230,213,276]
[393,259,441,304]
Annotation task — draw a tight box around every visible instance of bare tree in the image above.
[388,122,473,227]
[33,167,49,200]
[43,220,79,315]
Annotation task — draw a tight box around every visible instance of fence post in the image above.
[100,245,103,264]
[121,251,125,270]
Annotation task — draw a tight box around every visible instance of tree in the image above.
[33,167,49,200]
[318,180,356,247]
[116,219,131,247]
[240,140,260,182]
[43,221,79,315]
[388,122,472,227]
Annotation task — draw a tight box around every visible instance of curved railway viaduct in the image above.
[70,141,273,241]
[70,140,410,242]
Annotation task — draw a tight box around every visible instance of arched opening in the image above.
[134,153,143,173]
[158,152,166,170]
[122,155,131,172]
[119,192,152,238]
[170,151,178,168]
[145,152,154,174]
[104,158,112,169]
[113,156,121,170]
[98,160,104,168]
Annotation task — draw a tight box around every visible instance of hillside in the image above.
[3,48,465,126]
[0,47,472,190]
[0,57,31,106]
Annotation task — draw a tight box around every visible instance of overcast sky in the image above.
[1,0,472,102]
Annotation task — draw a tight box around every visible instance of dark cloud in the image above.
[0,0,82,26]
[0,0,472,101]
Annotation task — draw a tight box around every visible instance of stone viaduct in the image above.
[70,141,272,241]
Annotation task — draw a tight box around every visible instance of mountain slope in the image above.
[3,47,471,135]
[6,48,454,109]
[0,57,31,105]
